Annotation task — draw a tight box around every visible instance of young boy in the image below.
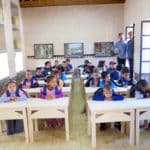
[42,61,52,77]
[118,67,134,87]
[93,84,124,101]
[99,71,117,88]
[92,85,124,130]
[33,67,45,80]
[107,61,120,80]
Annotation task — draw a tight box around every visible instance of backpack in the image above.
[42,85,59,96]
[23,78,34,86]
[6,88,28,97]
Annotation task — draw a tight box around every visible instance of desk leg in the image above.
[23,109,29,143]
[65,109,69,141]
[87,108,91,136]
[28,110,34,142]
[135,110,139,145]
[91,114,96,148]
[34,120,38,132]
[130,110,135,145]
[0,121,3,133]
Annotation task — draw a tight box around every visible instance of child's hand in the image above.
[123,85,128,88]
[45,95,56,100]
[10,96,17,101]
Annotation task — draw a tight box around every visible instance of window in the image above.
[0,53,9,79]
[15,51,23,72]
[125,25,134,41]
[140,20,150,82]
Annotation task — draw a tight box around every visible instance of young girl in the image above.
[99,71,117,88]
[20,70,39,88]
[39,75,64,128]
[0,80,27,135]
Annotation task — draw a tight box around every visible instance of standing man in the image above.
[113,33,127,67]
[127,31,134,80]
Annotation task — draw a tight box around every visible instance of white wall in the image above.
[124,0,150,74]
[22,4,124,69]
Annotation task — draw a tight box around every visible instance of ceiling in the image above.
[20,0,126,8]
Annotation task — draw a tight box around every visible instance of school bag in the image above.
[42,85,59,96]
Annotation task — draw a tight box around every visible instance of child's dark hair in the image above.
[136,79,148,90]
[51,70,59,75]
[118,32,123,37]
[57,65,65,72]
[101,71,109,80]
[103,84,112,91]
[45,61,50,66]
[45,75,56,83]
[121,67,129,74]
[26,69,33,73]
[98,60,105,68]
[66,58,70,62]
[36,67,42,71]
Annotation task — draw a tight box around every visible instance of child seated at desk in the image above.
[57,65,67,81]
[99,71,117,88]
[133,79,150,99]
[0,80,27,135]
[85,72,100,87]
[20,70,39,88]
[107,61,120,80]
[42,61,52,77]
[93,84,124,101]
[92,85,124,130]
[33,67,45,80]
[51,70,64,87]
[39,75,64,128]
[118,67,134,87]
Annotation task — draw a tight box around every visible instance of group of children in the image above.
[0,58,150,135]
[0,59,73,135]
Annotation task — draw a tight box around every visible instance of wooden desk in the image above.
[24,87,71,97]
[85,86,131,100]
[87,100,136,148]
[81,74,88,80]
[64,79,72,87]
[134,99,150,145]
[66,74,73,79]
[26,97,70,142]
[0,101,29,143]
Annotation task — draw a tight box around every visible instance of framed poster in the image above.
[94,42,114,57]
[34,43,53,59]
[64,43,84,58]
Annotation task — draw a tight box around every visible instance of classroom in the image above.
[0,0,150,149]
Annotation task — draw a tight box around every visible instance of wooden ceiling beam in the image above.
[20,0,125,8]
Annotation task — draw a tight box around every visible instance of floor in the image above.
[0,79,150,150]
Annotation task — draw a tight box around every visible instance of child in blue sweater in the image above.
[93,84,124,101]
[92,85,124,130]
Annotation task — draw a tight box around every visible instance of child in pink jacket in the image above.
[39,75,64,128]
